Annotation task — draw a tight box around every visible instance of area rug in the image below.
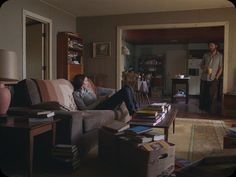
[168,118,227,162]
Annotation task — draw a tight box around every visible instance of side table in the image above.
[0,117,59,177]
[171,78,189,104]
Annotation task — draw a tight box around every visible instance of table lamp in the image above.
[0,49,18,117]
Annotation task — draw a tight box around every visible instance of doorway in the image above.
[117,22,229,115]
[23,10,52,79]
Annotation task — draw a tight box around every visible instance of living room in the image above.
[1,0,236,177]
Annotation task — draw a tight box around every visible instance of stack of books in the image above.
[51,144,80,171]
[14,111,55,123]
[148,102,172,112]
[125,126,153,135]
[117,126,153,144]
[116,126,165,146]
[130,103,171,126]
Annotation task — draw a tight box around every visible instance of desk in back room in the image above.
[171,77,190,104]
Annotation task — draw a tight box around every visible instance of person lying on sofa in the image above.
[72,74,138,115]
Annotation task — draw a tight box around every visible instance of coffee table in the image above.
[130,108,178,141]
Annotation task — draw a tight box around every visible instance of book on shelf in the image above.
[124,126,152,135]
[102,120,130,133]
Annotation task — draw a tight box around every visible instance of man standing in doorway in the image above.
[199,41,223,114]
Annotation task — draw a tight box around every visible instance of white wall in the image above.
[0,0,76,79]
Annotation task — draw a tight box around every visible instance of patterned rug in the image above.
[168,118,227,162]
[1,118,228,177]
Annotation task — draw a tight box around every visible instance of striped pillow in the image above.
[35,79,77,111]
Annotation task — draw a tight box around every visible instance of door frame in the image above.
[117,21,229,93]
[22,9,52,79]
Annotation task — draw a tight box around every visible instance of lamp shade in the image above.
[0,49,18,117]
[0,49,18,81]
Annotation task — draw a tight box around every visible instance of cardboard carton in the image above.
[118,140,175,177]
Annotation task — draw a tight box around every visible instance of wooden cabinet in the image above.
[57,32,84,81]
[138,55,165,78]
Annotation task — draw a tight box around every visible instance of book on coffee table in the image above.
[103,120,130,133]
[125,126,152,135]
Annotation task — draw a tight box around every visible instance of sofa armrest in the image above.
[54,110,83,145]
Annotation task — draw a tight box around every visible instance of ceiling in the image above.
[40,0,234,17]
[123,26,224,44]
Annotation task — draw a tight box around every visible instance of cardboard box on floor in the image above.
[118,140,175,177]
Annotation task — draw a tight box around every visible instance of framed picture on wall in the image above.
[93,42,111,58]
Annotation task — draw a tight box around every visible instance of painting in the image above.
[93,42,111,58]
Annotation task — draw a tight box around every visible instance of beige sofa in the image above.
[9,78,131,155]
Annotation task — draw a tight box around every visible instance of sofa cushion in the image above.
[11,79,41,107]
[35,79,77,111]
[81,110,115,133]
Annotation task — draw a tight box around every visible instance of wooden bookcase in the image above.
[57,32,84,81]
[138,54,166,97]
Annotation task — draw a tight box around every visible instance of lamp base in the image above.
[0,82,11,116]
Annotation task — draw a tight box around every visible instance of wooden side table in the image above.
[171,78,189,104]
[0,117,59,177]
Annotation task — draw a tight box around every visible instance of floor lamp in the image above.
[0,49,18,118]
